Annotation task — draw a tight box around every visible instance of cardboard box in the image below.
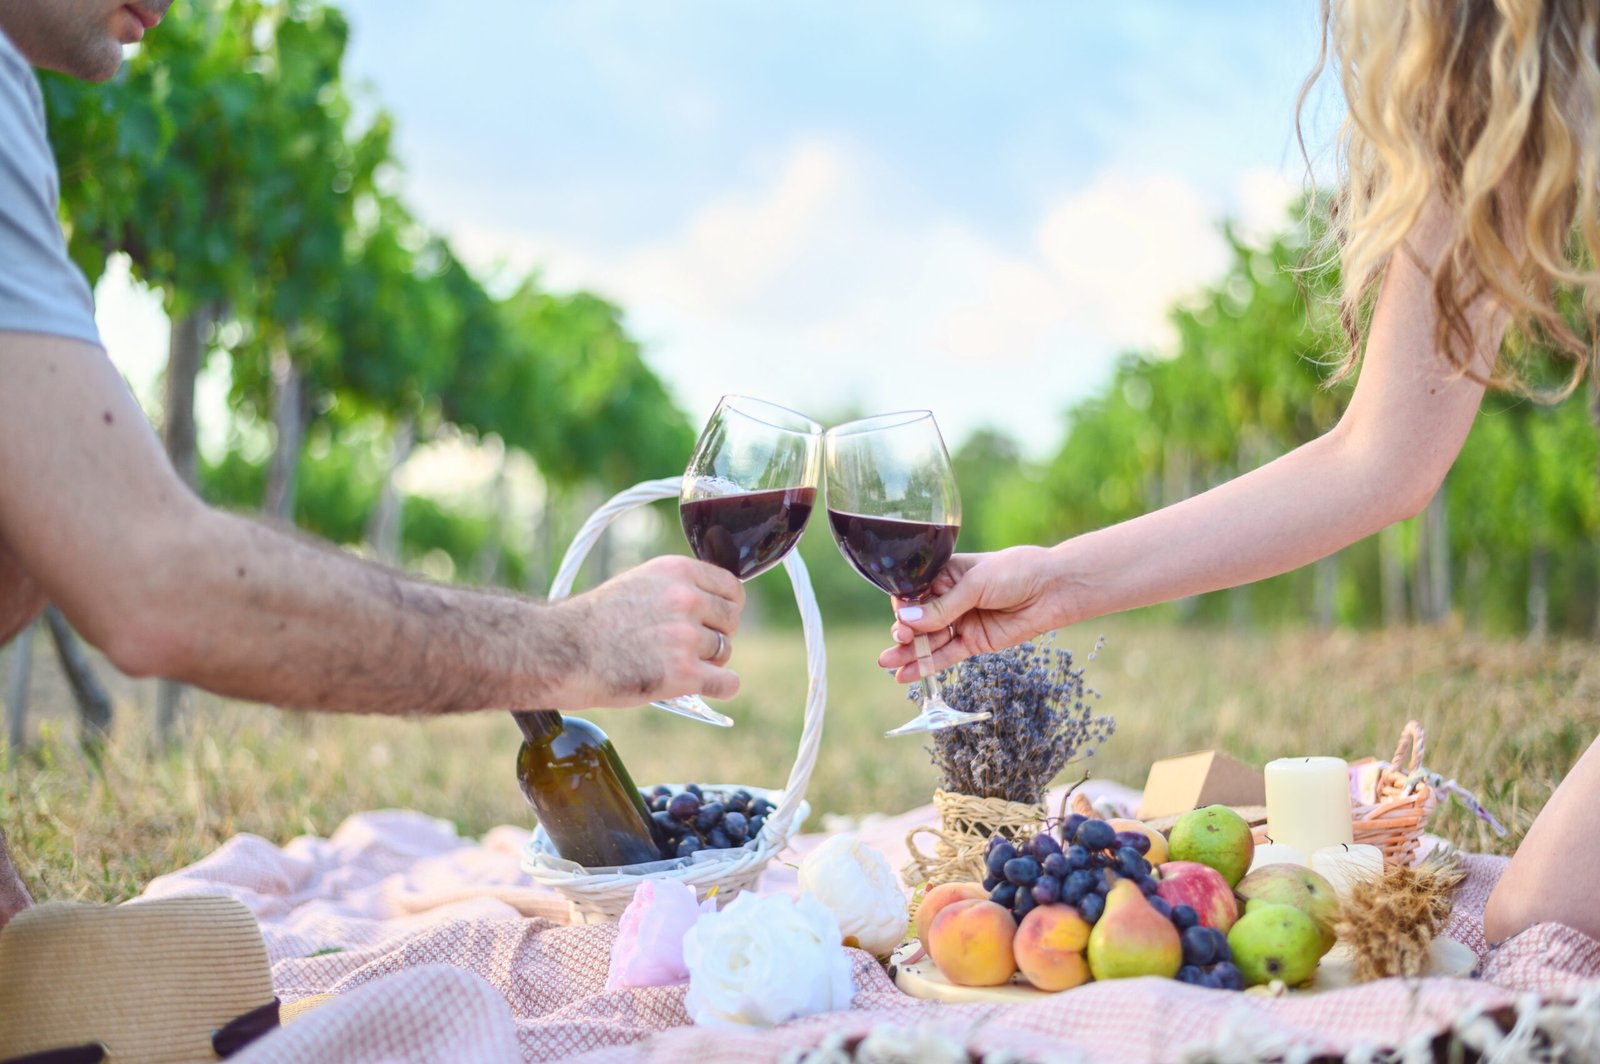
[1137,750,1266,820]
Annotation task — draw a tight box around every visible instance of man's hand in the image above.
[547,555,744,709]
[875,545,1071,681]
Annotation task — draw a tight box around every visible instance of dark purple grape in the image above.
[730,790,753,811]
[986,841,1017,877]
[1115,847,1146,878]
[986,834,1008,855]
[1042,852,1069,879]
[652,784,673,798]
[652,810,686,838]
[1029,834,1062,861]
[1137,875,1160,896]
[748,816,765,839]
[749,797,773,817]
[1181,926,1218,967]
[723,811,749,841]
[1063,870,1095,903]
[1012,888,1037,921]
[1113,830,1151,856]
[1003,856,1041,886]
[990,882,1018,908]
[1211,962,1243,990]
[1147,895,1171,919]
[1060,813,1087,842]
[667,793,700,820]
[1075,819,1116,851]
[1210,929,1232,964]
[676,836,702,858]
[694,802,726,832]
[1176,964,1205,985]
[685,784,703,798]
[1031,875,1060,906]
[1066,845,1091,870]
[1198,970,1223,989]
[1078,893,1105,924]
[982,872,1001,891]
[706,827,732,849]
[1170,904,1199,931]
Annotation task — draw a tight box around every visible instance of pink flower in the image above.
[605,879,716,991]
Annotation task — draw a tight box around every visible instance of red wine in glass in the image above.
[825,511,958,599]
[682,486,817,581]
[651,396,822,728]
[823,410,989,737]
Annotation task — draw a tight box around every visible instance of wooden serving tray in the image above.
[889,934,1477,1002]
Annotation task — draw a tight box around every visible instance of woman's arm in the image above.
[0,333,744,714]
[882,204,1504,678]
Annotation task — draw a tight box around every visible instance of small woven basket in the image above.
[1351,721,1437,865]
[519,478,826,923]
[1250,721,1437,866]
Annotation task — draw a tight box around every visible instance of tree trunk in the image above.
[1413,489,1452,625]
[5,622,35,753]
[365,417,414,565]
[1313,553,1339,631]
[262,349,305,523]
[43,606,112,746]
[1528,544,1551,641]
[474,448,510,586]
[157,303,213,746]
[1379,524,1408,626]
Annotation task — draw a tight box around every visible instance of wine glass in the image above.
[652,395,823,727]
[823,410,990,736]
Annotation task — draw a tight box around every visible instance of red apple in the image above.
[1156,860,1239,932]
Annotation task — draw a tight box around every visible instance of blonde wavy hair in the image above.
[1304,0,1600,397]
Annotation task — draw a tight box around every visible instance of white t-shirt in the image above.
[0,26,101,347]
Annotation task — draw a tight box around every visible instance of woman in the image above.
[879,0,1600,946]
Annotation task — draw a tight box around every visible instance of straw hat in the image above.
[0,895,280,1063]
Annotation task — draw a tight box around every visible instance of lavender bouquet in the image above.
[915,634,1114,805]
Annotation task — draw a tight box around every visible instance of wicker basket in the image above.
[519,478,826,923]
[1250,721,1437,866]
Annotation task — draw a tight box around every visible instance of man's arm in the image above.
[0,332,744,714]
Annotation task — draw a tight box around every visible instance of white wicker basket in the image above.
[519,477,827,923]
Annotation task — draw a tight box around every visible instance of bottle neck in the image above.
[512,710,564,743]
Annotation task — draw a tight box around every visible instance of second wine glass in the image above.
[652,395,823,727]
[824,410,990,736]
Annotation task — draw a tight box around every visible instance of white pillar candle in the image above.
[1264,757,1355,856]
[1311,843,1385,899]
[1247,842,1309,875]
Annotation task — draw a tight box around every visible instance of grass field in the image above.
[4,617,1597,906]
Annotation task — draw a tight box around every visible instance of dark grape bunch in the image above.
[639,784,774,861]
[982,813,1242,992]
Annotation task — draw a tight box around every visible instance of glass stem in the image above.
[913,632,944,708]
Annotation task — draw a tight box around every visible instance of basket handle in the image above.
[546,477,825,848]
[1391,721,1425,774]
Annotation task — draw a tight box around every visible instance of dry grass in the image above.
[4,617,1596,906]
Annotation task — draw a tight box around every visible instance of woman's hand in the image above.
[875,544,1072,682]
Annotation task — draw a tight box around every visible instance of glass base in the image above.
[885,704,991,737]
[649,694,735,728]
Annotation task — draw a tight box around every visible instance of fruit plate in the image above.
[889,943,1058,1004]
[889,935,1478,1002]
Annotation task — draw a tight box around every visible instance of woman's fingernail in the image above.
[892,625,911,643]
[897,606,924,622]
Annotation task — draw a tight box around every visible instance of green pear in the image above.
[1087,880,1182,981]
[1167,805,1255,887]
[1236,864,1340,956]
[1227,903,1324,987]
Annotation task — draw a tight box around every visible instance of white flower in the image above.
[683,891,855,1027]
[797,833,909,957]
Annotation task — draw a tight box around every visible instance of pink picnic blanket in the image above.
[135,783,1600,1063]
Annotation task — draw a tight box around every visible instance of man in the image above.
[0,0,745,929]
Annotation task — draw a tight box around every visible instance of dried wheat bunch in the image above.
[1334,849,1466,983]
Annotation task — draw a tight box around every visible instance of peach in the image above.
[915,882,988,951]
[1014,903,1092,991]
[927,899,1018,987]
[1107,818,1169,865]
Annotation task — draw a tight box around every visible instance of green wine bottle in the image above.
[513,711,665,867]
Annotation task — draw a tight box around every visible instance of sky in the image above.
[96,1,1343,460]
